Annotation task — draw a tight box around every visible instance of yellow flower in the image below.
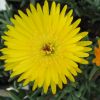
[0,0,92,94]
[93,40,100,66]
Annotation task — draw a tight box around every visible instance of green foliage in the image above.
[53,0,100,23]
[0,4,13,87]
[0,0,100,100]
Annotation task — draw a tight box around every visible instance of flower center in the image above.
[42,43,55,55]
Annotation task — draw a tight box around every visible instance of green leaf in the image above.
[89,65,99,80]
[7,91,21,100]
[30,0,35,5]
[56,86,74,100]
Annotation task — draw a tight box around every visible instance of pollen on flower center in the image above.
[42,43,55,55]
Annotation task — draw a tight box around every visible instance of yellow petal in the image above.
[32,81,38,91]
[83,47,92,52]
[43,0,49,15]
[60,5,67,17]
[64,69,75,82]
[77,41,92,46]
[80,59,89,64]
[58,77,63,89]
[72,18,81,29]
[59,74,67,84]
[23,78,31,86]
[51,81,56,94]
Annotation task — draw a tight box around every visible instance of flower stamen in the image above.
[42,43,55,55]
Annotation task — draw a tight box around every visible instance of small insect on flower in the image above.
[0,0,92,94]
[93,40,100,66]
